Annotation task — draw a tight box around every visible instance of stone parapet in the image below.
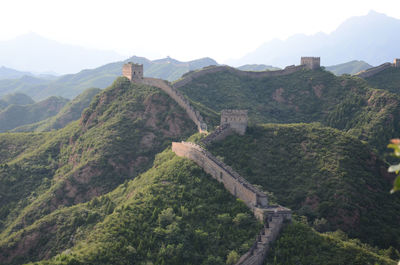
[355,62,393,78]
[142,78,207,133]
[173,65,306,88]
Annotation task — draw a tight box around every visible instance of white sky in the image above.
[1,0,399,63]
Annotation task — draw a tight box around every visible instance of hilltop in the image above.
[0,92,34,109]
[0,56,218,100]
[0,96,68,132]
[0,77,197,263]
[325,60,373,75]
[175,66,400,153]
[12,88,101,132]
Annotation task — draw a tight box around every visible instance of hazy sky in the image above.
[1,0,399,63]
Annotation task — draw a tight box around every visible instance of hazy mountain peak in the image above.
[0,32,125,74]
[228,11,400,67]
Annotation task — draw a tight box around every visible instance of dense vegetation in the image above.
[177,68,400,153]
[365,66,400,94]
[265,222,398,265]
[0,56,217,100]
[0,96,69,132]
[0,77,197,264]
[13,88,101,132]
[325,60,373,75]
[208,124,400,250]
[1,64,400,264]
[6,150,258,265]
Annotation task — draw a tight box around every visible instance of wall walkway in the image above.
[171,141,291,265]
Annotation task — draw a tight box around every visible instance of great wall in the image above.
[355,58,400,78]
[122,59,302,264]
[122,56,400,264]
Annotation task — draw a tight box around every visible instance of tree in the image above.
[387,139,400,193]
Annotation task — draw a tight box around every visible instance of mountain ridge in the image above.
[228,11,400,67]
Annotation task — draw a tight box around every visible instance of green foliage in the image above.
[387,139,400,193]
[208,124,400,250]
[12,87,101,132]
[0,78,197,264]
[265,222,397,265]
[22,150,259,265]
[366,67,400,94]
[0,96,69,132]
[177,68,400,154]
[226,250,240,264]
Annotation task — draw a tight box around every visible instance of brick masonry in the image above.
[300,57,321,70]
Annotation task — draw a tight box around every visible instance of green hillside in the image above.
[0,56,218,100]
[365,66,400,94]
[208,124,400,250]
[265,222,397,265]
[0,150,259,265]
[0,96,69,132]
[13,88,101,132]
[176,68,400,153]
[0,77,197,264]
[325,60,373,75]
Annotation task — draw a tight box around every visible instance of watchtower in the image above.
[300,57,321,70]
[122,62,143,81]
[394,59,400,67]
[221,109,248,135]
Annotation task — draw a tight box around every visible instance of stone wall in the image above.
[235,214,284,265]
[141,78,207,133]
[171,141,292,265]
[201,124,234,146]
[172,141,268,209]
[173,65,306,88]
[355,62,393,78]
[300,57,321,70]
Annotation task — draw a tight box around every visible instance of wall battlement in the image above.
[394,59,400,67]
[300,57,321,70]
[221,109,248,135]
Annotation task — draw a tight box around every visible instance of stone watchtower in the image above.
[394,59,400,67]
[221,109,248,135]
[122,62,143,81]
[301,57,321,70]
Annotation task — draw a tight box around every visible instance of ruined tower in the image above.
[300,57,321,70]
[220,109,248,135]
[122,62,143,81]
[394,59,400,67]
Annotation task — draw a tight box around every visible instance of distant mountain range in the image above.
[0,56,218,100]
[228,11,400,67]
[0,32,125,74]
